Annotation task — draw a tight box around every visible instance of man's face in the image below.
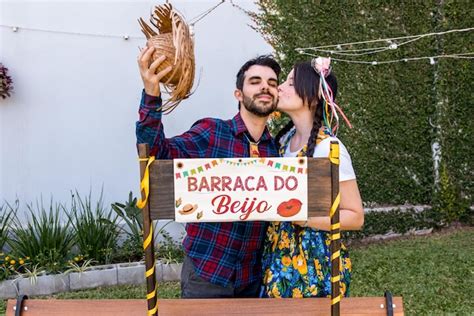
[236,65,279,117]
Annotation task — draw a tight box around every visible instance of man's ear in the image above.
[234,89,243,102]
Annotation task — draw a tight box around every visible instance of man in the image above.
[136,46,281,298]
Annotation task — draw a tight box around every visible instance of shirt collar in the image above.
[231,112,273,142]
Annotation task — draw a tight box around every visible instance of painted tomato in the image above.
[277,198,303,217]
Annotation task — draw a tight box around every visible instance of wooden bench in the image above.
[6,297,404,315]
[7,142,404,315]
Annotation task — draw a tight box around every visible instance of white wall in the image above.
[0,0,273,218]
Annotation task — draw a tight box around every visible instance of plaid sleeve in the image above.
[170,118,216,158]
[136,90,215,158]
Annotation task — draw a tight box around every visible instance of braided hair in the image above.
[292,61,338,157]
[285,61,338,238]
[275,61,338,154]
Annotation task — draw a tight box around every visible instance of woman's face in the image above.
[277,69,305,113]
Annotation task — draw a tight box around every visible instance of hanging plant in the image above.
[0,63,14,99]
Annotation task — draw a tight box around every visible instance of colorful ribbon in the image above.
[312,56,353,135]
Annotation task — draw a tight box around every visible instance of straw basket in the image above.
[139,3,195,113]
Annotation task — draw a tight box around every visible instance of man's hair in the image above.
[235,55,281,90]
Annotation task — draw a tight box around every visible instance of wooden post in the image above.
[138,144,158,316]
[330,141,341,316]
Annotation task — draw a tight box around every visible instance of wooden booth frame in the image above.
[6,142,403,316]
[134,142,403,316]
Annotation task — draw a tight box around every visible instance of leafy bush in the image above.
[155,231,184,264]
[111,192,179,263]
[7,199,75,273]
[432,163,470,224]
[0,253,32,282]
[252,0,473,207]
[0,190,186,279]
[267,111,290,137]
[345,208,444,241]
[68,191,119,265]
[111,192,144,262]
[0,203,14,252]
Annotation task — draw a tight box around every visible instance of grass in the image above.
[350,227,474,315]
[53,282,180,300]
[1,228,472,315]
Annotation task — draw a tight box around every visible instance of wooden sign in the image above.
[173,157,308,222]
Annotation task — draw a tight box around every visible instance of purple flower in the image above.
[0,63,13,99]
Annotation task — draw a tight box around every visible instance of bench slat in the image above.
[7,297,404,315]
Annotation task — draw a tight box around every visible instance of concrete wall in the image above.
[0,0,272,224]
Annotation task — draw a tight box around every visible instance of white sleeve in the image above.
[312,137,356,181]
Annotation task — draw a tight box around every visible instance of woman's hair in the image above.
[275,61,338,157]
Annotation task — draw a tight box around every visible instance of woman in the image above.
[261,57,364,298]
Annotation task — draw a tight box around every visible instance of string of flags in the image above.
[174,158,307,179]
[175,159,222,179]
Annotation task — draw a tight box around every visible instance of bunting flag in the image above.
[259,158,308,174]
[222,159,259,167]
[175,159,222,179]
[174,158,308,179]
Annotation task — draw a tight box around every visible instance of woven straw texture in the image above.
[139,3,195,113]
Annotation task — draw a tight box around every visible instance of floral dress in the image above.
[261,128,352,298]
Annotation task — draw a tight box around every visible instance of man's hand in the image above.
[137,46,173,97]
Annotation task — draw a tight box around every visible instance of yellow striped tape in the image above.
[147,303,158,316]
[146,281,158,300]
[331,250,340,261]
[329,142,340,165]
[143,224,153,250]
[331,294,341,305]
[137,156,156,209]
[331,233,341,241]
[145,264,155,278]
[331,275,341,283]
[331,223,340,230]
[329,193,341,217]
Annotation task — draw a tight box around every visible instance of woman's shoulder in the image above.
[314,135,356,181]
[312,135,349,157]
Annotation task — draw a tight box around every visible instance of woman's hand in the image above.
[137,46,172,97]
[292,221,307,227]
[293,180,364,231]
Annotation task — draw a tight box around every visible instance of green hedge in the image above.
[253,1,472,213]
[344,208,444,240]
[434,1,473,206]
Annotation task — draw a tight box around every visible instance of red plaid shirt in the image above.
[136,91,279,287]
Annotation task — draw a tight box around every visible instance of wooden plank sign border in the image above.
[173,157,308,222]
[148,157,331,221]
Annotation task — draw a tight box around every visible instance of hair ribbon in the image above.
[311,57,352,135]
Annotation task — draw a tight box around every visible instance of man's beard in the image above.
[242,93,277,117]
